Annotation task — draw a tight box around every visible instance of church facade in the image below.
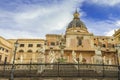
[0,11,120,65]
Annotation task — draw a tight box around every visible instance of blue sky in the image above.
[0,0,120,39]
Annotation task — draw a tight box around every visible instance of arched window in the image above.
[112,44,115,48]
[27,50,32,53]
[19,50,24,53]
[102,44,106,48]
[36,50,39,53]
[94,43,97,46]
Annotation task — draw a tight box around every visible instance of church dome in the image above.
[67,10,87,29]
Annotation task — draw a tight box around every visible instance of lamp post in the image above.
[29,58,32,77]
[10,40,19,80]
[115,44,120,79]
[115,44,120,65]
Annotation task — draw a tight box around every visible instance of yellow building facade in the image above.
[0,37,12,63]
[114,29,120,44]
[114,29,120,64]
[0,11,120,65]
[8,39,45,63]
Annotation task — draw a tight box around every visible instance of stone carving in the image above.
[79,53,83,62]
[72,50,78,63]
[38,45,45,54]
[72,50,76,58]
[37,45,45,73]
[49,50,55,63]
[93,48,103,64]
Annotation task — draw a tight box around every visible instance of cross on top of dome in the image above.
[67,9,87,29]
[73,9,80,19]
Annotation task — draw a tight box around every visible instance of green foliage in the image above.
[57,58,67,63]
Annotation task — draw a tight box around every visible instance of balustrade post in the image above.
[29,59,32,77]
[118,66,120,80]
[76,58,80,76]
[102,63,104,78]
[58,62,59,77]
[3,60,6,77]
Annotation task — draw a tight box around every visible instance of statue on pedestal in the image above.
[37,45,45,73]
[93,48,102,64]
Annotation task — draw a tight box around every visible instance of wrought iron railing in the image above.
[0,63,119,79]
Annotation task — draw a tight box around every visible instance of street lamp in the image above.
[10,40,19,80]
[115,44,120,79]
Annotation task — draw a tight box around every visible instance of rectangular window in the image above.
[28,44,33,47]
[4,57,7,64]
[20,44,24,47]
[2,48,4,51]
[0,55,2,62]
[51,42,55,46]
[78,39,82,45]
[6,49,9,53]
[37,44,41,47]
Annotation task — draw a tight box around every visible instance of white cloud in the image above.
[0,0,84,39]
[115,20,120,27]
[0,0,119,39]
[82,18,117,36]
[88,0,120,6]
[104,29,115,36]
[104,28,119,36]
[0,28,35,39]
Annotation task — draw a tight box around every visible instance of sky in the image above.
[0,0,120,39]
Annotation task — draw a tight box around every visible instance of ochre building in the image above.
[0,37,12,63]
[114,29,120,63]
[0,11,120,65]
[114,29,120,44]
